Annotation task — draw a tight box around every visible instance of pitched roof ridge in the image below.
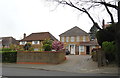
[32,32,49,34]
[59,26,88,36]
[1,36,13,38]
[74,26,88,33]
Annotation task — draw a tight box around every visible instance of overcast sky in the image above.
[0,0,117,40]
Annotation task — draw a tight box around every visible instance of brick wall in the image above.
[17,51,66,64]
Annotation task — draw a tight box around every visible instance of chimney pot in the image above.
[24,33,26,38]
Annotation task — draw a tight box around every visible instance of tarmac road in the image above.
[2,67,118,76]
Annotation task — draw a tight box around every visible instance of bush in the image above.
[10,44,20,51]
[43,39,52,51]
[96,24,116,46]
[91,51,97,61]
[2,48,12,51]
[52,41,64,51]
[2,51,17,63]
[102,41,116,62]
[43,44,52,51]
[23,43,31,50]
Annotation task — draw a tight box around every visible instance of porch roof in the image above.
[80,40,99,46]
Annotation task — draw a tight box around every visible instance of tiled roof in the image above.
[20,32,58,41]
[1,37,18,45]
[59,26,88,37]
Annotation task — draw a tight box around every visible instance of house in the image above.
[59,26,100,55]
[0,38,2,48]
[0,37,18,48]
[19,32,58,51]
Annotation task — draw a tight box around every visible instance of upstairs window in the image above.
[66,37,69,42]
[71,37,75,42]
[61,37,64,42]
[76,36,80,42]
[83,36,86,42]
[20,41,27,45]
[32,41,40,44]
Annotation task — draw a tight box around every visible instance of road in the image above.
[2,67,118,76]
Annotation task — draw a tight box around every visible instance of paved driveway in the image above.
[2,55,118,74]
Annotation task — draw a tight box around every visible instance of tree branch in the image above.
[56,0,101,30]
[104,4,114,24]
[94,1,118,10]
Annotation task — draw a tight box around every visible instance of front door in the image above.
[86,46,90,55]
[69,45,75,54]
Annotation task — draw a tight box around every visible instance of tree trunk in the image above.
[116,2,120,67]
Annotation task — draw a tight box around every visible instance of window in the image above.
[32,41,39,44]
[71,37,75,42]
[76,36,80,42]
[83,36,86,42]
[20,41,27,45]
[66,37,69,42]
[34,48,39,51]
[79,46,84,52]
[61,37,64,42]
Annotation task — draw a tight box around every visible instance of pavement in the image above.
[2,55,119,75]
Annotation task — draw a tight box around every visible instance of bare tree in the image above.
[47,0,117,30]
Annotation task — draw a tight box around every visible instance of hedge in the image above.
[1,51,17,63]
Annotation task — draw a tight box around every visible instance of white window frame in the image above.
[20,41,27,45]
[61,37,64,42]
[79,46,84,52]
[32,41,40,44]
[66,37,69,42]
[71,37,75,42]
[83,36,86,42]
[76,36,80,42]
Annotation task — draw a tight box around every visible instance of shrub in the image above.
[42,39,52,51]
[52,41,64,51]
[10,44,20,51]
[43,44,52,51]
[102,41,116,62]
[28,47,34,51]
[23,43,31,50]
[2,51,17,63]
[2,48,12,51]
[96,23,116,46]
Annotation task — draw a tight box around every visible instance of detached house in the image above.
[0,37,18,48]
[59,26,100,55]
[19,32,58,51]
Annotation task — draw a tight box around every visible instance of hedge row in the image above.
[1,51,17,63]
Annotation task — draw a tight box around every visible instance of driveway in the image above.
[2,55,118,74]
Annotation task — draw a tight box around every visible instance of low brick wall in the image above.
[17,51,66,64]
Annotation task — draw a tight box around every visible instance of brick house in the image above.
[19,32,58,51]
[59,26,100,55]
[0,37,18,48]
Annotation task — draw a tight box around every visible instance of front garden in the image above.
[1,40,66,64]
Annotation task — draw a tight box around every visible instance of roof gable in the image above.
[59,26,88,37]
[1,37,18,45]
[21,32,58,41]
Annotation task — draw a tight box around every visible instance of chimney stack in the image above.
[24,33,26,38]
